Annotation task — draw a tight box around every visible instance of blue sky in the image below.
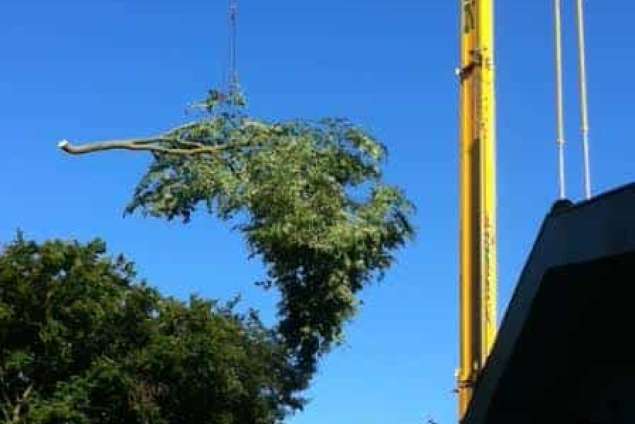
[1,0,634,423]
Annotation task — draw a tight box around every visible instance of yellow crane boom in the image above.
[457,0,498,419]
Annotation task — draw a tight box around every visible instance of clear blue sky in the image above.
[1,1,634,423]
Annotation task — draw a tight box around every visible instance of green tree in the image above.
[59,90,415,382]
[0,235,304,423]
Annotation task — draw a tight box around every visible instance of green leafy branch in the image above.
[57,89,415,382]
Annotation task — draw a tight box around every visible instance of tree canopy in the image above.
[0,235,305,423]
[59,90,415,383]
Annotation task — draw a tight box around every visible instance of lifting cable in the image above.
[576,0,592,199]
[553,0,567,200]
[227,0,240,96]
[553,0,594,200]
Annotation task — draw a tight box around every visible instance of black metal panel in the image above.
[464,183,635,424]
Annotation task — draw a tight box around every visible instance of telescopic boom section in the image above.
[457,0,498,419]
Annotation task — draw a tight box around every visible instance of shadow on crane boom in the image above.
[463,183,635,424]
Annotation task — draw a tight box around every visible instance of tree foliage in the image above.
[0,235,305,423]
[61,89,415,382]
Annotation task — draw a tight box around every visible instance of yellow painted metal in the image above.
[457,0,498,419]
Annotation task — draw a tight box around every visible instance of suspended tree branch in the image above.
[59,137,172,155]
[58,137,230,156]
[57,118,277,157]
[58,136,267,156]
[59,121,216,156]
